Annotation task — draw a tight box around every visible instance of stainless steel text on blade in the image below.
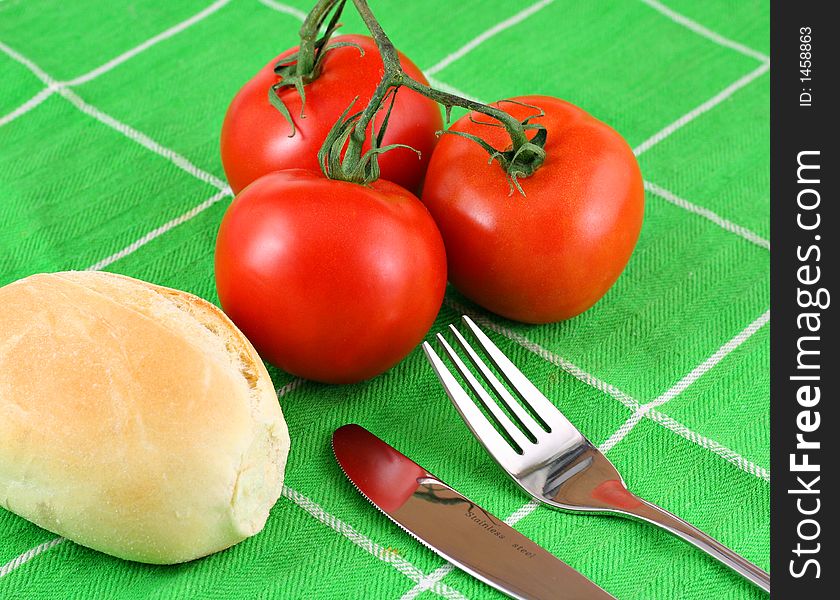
[332,424,614,600]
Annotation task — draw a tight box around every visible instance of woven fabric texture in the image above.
[0,0,769,598]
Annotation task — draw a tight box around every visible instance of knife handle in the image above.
[621,497,770,593]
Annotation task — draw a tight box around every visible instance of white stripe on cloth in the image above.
[644,181,770,250]
[443,298,642,411]
[646,408,770,481]
[0,538,65,579]
[601,310,771,453]
[85,187,232,272]
[638,0,769,63]
[56,87,229,190]
[0,44,227,191]
[424,0,555,76]
[442,297,770,481]
[281,487,468,600]
[271,381,469,599]
[423,75,483,105]
[0,0,231,127]
[0,41,57,86]
[257,0,308,22]
[633,62,770,157]
[0,87,55,128]
[63,0,233,87]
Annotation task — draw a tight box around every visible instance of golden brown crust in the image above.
[0,271,289,564]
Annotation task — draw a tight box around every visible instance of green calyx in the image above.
[317,90,420,185]
[267,0,362,136]
[439,99,548,195]
[273,0,550,192]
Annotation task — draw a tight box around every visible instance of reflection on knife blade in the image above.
[332,424,615,600]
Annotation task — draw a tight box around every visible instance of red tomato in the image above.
[214,169,447,384]
[421,95,644,324]
[220,35,442,195]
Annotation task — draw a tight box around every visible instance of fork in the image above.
[422,315,770,593]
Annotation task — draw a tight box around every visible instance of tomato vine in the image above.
[271,0,548,193]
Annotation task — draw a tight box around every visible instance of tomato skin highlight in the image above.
[220,35,442,195]
[214,170,447,384]
[421,95,644,324]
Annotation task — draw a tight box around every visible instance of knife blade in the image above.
[332,424,614,600]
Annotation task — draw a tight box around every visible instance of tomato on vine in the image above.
[215,0,645,387]
[422,96,644,324]
[215,169,446,384]
[220,30,441,195]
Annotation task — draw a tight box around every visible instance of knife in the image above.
[332,424,615,600]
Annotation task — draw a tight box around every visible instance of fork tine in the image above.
[448,325,543,440]
[435,333,532,451]
[461,315,571,433]
[422,342,522,470]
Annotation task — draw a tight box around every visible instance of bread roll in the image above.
[0,271,290,564]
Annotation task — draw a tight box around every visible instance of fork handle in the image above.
[622,497,770,593]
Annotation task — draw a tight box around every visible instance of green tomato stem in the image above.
[332,0,545,188]
[300,0,547,188]
[295,0,342,78]
[400,78,531,151]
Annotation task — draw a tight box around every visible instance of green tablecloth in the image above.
[0,0,769,598]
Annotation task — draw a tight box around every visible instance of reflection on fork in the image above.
[422,315,770,593]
